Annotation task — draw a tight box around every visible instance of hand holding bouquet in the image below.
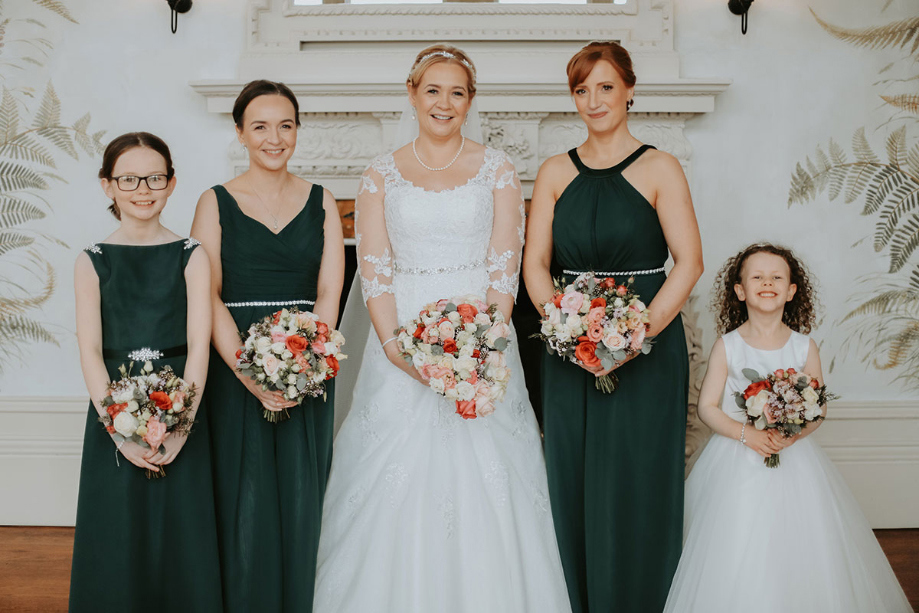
[395,295,511,420]
[535,272,652,393]
[236,308,346,422]
[100,362,196,478]
[734,367,838,467]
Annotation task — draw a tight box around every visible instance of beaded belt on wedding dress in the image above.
[562,266,665,277]
[102,345,188,361]
[394,258,485,276]
[223,299,315,308]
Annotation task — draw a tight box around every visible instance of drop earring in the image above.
[411,107,416,121]
[464,115,468,127]
[626,99,634,111]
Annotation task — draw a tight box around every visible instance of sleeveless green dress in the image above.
[542,146,688,613]
[207,184,334,613]
[69,239,223,613]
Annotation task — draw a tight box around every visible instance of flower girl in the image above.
[69,133,222,612]
[663,243,912,613]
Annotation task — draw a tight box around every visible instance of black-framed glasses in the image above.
[111,174,170,191]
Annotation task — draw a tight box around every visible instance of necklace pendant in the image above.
[274,221,279,230]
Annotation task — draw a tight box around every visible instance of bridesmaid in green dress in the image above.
[523,42,704,613]
[191,80,345,613]
[70,132,221,612]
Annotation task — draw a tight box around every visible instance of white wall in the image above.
[1,0,916,527]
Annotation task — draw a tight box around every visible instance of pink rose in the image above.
[485,351,506,368]
[629,326,646,352]
[144,416,168,451]
[311,340,326,354]
[486,321,510,346]
[560,291,584,316]
[263,354,281,376]
[587,322,604,343]
[271,330,287,343]
[587,307,605,325]
[602,332,626,352]
[474,382,495,417]
[421,325,440,344]
[437,320,456,340]
[442,371,456,389]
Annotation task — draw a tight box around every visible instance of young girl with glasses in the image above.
[69,132,223,612]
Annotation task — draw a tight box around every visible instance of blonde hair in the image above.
[407,44,477,98]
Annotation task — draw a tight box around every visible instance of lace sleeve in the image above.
[355,166,394,303]
[487,154,525,299]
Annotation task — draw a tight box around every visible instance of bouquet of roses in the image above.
[236,307,346,422]
[395,295,511,420]
[534,272,652,393]
[734,367,838,467]
[99,362,196,478]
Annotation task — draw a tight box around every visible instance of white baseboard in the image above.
[1,397,917,528]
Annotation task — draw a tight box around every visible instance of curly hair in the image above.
[711,243,819,335]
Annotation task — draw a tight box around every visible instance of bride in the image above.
[313,44,572,612]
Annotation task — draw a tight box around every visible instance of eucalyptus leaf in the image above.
[158,444,167,455]
[102,395,113,407]
[785,423,803,435]
[431,345,444,356]
[445,302,457,313]
[595,344,611,359]
[111,433,125,443]
[601,358,613,370]
[560,312,568,324]
[742,368,764,383]
[734,394,747,409]
[612,350,627,361]
[474,326,487,338]
[641,344,653,355]
[492,337,508,352]
[297,374,308,390]
[133,388,146,402]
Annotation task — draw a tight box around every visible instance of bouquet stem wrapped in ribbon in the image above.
[396,295,511,420]
[100,362,196,479]
[236,308,346,422]
[534,272,652,393]
[735,367,838,468]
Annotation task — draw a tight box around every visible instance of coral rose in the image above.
[443,338,458,354]
[325,355,339,378]
[743,379,772,400]
[587,307,605,325]
[286,334,309,356]
[149,391,172,413]
[455,400,477,420]
[590,297,607,309]
[574,341,602,369]
[457,303,478,323]
[587,323,604,343]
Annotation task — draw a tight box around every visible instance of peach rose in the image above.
[587,307,605,325]
[421,325,440,344]
[144,416,168,451]
[437,320,456,340]
[629,326,646,352]
[603,332,627,352]
[263,354,281,376]
[587,322,604,343]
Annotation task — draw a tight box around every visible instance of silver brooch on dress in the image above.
[85,243,102,254]
[127,347,163,361]
[184,237,201,250]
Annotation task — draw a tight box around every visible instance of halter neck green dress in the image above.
[542,145,688,613]
[69,239,223,613]
[206,184,334,613]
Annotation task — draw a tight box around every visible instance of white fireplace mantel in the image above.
[191,0,730,197]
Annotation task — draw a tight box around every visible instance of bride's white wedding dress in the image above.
[313,147,572,612]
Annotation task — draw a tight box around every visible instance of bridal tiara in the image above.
[411,51,477,80]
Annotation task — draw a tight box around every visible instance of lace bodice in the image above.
[355,147,525,317]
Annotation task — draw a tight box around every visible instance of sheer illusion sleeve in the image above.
[356,166,394,303]
[486,154,525,305]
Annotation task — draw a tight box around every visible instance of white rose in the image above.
[245,336,255,349]
[474,313,491,326]
[566,314,582,332]
[801,387,819,404]
[456,331,474,348]
[330,330,345,345]
[287,385,298,398]
[282,350,293,360]
[447,311,462,325]
[602,333,627,351]
[422,314,438,326]
[112,387,133,404]
[256,337,272,354]
[555,327,572,343]
[113,411,139,438]
[291,363,301,373]
[287,374,297,385]
[143,361,154,373]
[541,322,554,336]
[455,381,476,401]
[311,372,325,384]
[445,387,459,400]
[271,341,286,355]
[270,325,286,336]
[803,403,821,421]
[614,297,624,308]
[126,400,139,414]
[745,391,769,418]
[438,355,455,370]
[429,378,446,395]
[269,373,280,383]
[488,383,505,401]
[412,352,427,369]
[455,356,477,377]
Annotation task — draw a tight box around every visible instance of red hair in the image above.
[566,41,636,93]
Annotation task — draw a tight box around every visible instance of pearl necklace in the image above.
[412,136,465,172]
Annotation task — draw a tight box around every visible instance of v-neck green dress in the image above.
[542,146,688,613]
[206,184,334,613]
[69,239,223,613]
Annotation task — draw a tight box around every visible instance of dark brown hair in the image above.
[98,132,174,221]
[566,41,637,94]
[232,80,301,129]
[407,44,477,99]
[712,243,819,335]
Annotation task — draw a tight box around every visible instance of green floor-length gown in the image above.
[207,184,334,613]
[542,145,688,613]
[69,239,223,613]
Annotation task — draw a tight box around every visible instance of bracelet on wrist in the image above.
[739,422,747,446]
[381,336,397,349]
